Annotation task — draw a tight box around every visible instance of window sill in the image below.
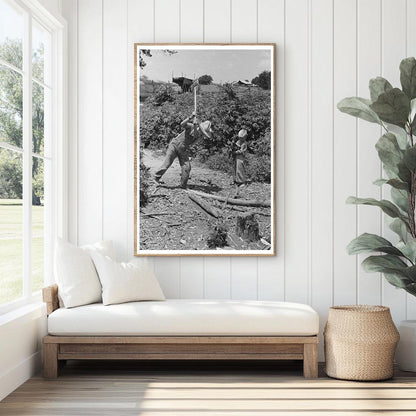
[0,298,45,327]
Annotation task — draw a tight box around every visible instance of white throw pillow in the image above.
[81,240,115,259]
[55,239,114,308]
[90,253,165,306]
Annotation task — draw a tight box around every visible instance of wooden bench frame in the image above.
[42,285,319,379]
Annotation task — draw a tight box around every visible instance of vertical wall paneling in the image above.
[231,257,258,300]
[407,0,416,319]
[152,0,181,298]
[180,0,204,43]
[333,0,357,305]
[310,0,333,358]
[180,258,204,298]
[203,0,232,299]
[126,0,154,261]
[381,0,407,322]
[204,258,231,299]
[356,0,382,305]
[284,0,309,303]
[229,0,258,300]
[102,0,128,260]
[257,0,285,301]
[203,0,231,42]
[154,0,180,42]
[230,0,257,42]
[61,0,77,245]
[77,0,103,245]
[178,0,205,298]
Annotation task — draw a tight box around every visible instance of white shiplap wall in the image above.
[61,0,416,356]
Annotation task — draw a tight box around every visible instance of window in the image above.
[0,0,66,311]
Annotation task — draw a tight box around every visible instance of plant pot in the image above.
[395,320,416,372]
[324,305,400,381]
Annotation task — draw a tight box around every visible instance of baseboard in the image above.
[0,350,42,401]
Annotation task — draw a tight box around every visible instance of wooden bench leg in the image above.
[44,343,59,379]
[303,343,318,379]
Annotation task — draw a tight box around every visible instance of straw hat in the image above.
[238,129,247,139]
[199,121,213,138]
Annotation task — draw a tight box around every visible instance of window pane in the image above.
[32,82,46,155]
[0,147,23,305]
[0,0,24,70]
[32,156,43,293]
[0,65,23,148]
[32,20,51,85]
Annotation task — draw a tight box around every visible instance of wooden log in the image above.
[236,213,260,242]
[141,212,173,216]
[188,189,270,208]
[222,204,271,216]
[188,193,220,218]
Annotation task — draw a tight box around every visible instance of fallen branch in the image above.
[188,189,271,208]
[222,204,270,217]
[145,214,181,226]
[141,212,173,216]
[188,193,220,218]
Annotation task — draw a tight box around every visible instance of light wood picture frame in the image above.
[134,43,276,256]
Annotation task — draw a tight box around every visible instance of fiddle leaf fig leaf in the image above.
[397,240,416,264]
[410,98,416,125]
[387,179,410,191]
[383,272,412,288]
[361,255,416,288]
[346,196,406,219]
[389,217,410,242]
[373,178,388,186]
[375,132,404,174]
[398,161,412,185]
[347,233,403,256]
[369,77,393,102]
[373,178,409,191]
[362,254,408,272]
[402,265,416,282]
[337,97,382,125]
[400,57,416,100]
[404,283,416,296]
[411,99,416,132]
[391,187,410,213]
[395,130,410,150]
[403,146,416,172]
[370,88,410,127]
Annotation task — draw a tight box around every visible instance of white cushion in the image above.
[81,240,115,259]
[47,299,319,336]
[91,253,165,305]
[54,239,114,308]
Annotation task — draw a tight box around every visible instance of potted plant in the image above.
[338,57,416,372]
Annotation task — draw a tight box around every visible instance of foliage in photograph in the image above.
[338,57,416,297]
[140,85,271,183]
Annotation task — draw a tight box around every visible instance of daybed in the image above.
[42,285,320,379]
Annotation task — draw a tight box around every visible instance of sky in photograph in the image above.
[140,48,272,83]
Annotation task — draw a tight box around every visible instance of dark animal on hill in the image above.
[172,76,193,93]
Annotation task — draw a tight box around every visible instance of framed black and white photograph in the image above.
[134,44,275,256]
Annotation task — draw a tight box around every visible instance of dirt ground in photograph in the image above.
[139,149,272,252]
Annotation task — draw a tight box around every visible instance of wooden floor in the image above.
[1,360,416,415]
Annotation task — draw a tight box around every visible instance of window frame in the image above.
[0,0,67,315]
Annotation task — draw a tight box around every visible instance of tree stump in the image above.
[236,213,260,242]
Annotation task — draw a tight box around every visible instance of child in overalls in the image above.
[234,129,248,189]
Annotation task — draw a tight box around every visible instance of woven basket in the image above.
[324,305,399,381]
